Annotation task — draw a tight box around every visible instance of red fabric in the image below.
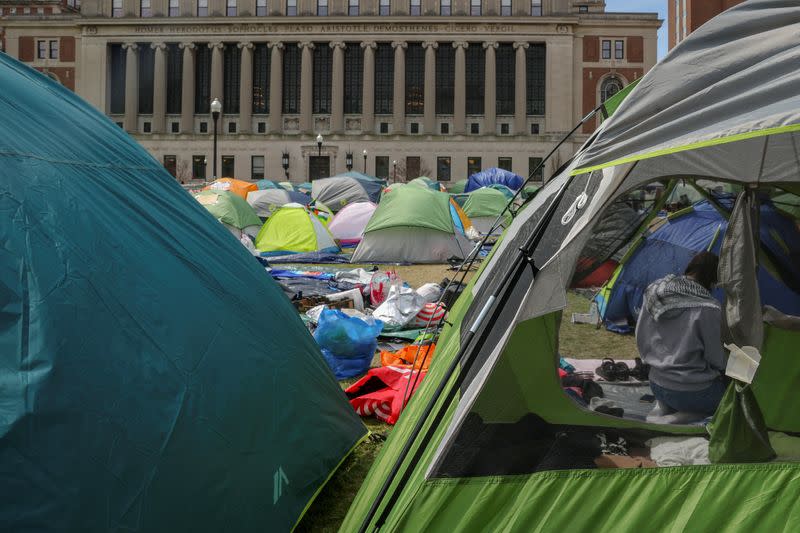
[345,366,427,425]
[573,259,618,288]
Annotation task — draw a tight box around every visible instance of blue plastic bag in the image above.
[314,308,383,379]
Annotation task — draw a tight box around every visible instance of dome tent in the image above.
[408,176,446,192]
[328,201,378,246]
[195,189,262,238]
[462,187,512,235]
[351,186,475,263]
[255,203,340,255]
[312,173,384,211]
[343,3,800,531]
[447,179,469,194]
[0,55,365,532]
[246,187,311,219]
[204,177,258,199]
[464,167,524,193]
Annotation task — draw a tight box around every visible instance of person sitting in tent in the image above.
[635,252,727,416]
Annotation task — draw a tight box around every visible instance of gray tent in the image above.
[247,188,310,219]
[311,175,383,212]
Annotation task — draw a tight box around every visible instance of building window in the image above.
[526,44,545,116]
[601,76,623,102]
[498,157,512,171]
[195,45,211,113]
[440,122,449,134]
[529,156,543,182]
[192,155,206,180]
[410,0,420,15]
[286,0,297,16]
[112,0,122,17]
[138,45,155,114]
[437,156,451,181]
[496,44,514,115]
[465,45,484,115]
[37,40,46,59]
[227,0,236,16]
[48,40,59,59]
[253,44,270,114]
[436,44,454,114]
[282,44,300,113]
[410,122,419,134]
[256,0,267,15]
[405,43,424,115]
[379,0,390,15]
[313,44,332,113]
[615,39,624,60]
[375,156,390,179]
[470,122,479,134]
[467,156,482,177]
[344,44,363,114]
[317,0,327,15]
[164,155,177,177]
[349,0,358,15]
[221,156,235,178]
[109,44,125,114]
[252,156,265,180]
[578,5,588,13]
[530,0,541,16]
[171,122,180,133]
[470,0,480,16]
[166,44,183,114]
[500,0,510,16]
[223,45,241,113]
[169,0,179,16]
[141,0,151,17]
[197,0,208,16]
[257,122,266,133]
[228,122,237,133]
[374,43,394,114]
[500,123,509,134]
[440,0,450,15]
[199,121,208,132]
[143,121,152,133]
[406,156,421,180]
[601,39,611,60]
[379,122,389,133]
[530,123,539,134]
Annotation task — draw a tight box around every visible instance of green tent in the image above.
[408,176,445,191]
[462,187,511,235]
[773,192,800,219]
[447,179,469,194]
[195,189,263,238]
[255,204,340,255]
[343,3,800,531]
[0,53,366,532]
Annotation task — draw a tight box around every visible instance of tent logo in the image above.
[273,467,289,505]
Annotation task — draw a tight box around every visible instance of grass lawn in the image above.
[295,271,636,531]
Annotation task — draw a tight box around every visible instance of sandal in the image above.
[596,358,618,381]
[614,361,631,381]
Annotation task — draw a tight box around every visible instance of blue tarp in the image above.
[0,54,365,532]
[465,167,525,193]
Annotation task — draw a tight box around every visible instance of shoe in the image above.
[596,358,618,381]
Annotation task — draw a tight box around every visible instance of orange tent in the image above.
[204,178,257,200]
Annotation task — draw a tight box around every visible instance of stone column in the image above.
[299,41,315,134]
[238,42,254,133]
[361,41,376,133]
[513,41,528,135]
[179,43,195,134]
[330,41,346,133]
[151,42,167,134]
[268,42,283,133]
[391,41,407,133]
[483,41,498,134]
[422,41,437,135]
[209,42,225,112]
[453,41,467,135]
[122,42,138,132]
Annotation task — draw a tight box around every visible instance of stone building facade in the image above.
[1,0,660,183]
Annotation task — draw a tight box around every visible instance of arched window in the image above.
[600,76,623,103]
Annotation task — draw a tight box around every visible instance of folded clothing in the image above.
[645,436,710,466]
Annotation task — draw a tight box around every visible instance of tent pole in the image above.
[359,106,606,533]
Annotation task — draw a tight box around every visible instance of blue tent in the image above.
[465,167,524,193]
[255,178,282,189]
[596,199,800,333]
[0,54,366,531]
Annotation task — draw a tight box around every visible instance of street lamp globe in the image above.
[210,98,222,116]
[316,133,323,157]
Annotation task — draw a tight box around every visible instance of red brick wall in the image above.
[582,67,643,133]
[60,36,75,62]
[627,36,643,63]
[583,36,599,62]
[37,67,75,90]
[19,36,34,61]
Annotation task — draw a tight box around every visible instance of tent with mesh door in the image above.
[342,3,800,531]
[0,54,367,533]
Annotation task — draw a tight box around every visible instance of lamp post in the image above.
[345,151,353,171]
[282,151,290,178]
[210,97,222,179]
[316,133,323,157]
[363,149,368,173]
[203,157,208,181]
[392,160,397,183]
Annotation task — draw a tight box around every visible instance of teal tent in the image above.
[0,54,366,531]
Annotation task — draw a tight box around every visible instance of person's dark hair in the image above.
[685,251,719,290]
